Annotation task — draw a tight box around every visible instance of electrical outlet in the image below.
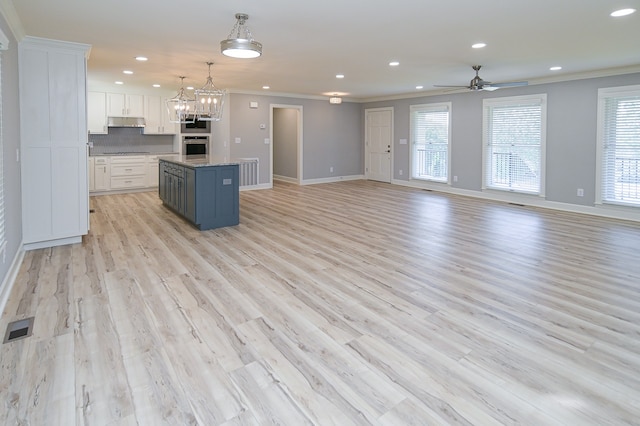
[330,166,334,173]
[453,175,458,182]
[577,188,584,197]
[399,169,403,176]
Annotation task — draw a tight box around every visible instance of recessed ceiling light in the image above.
[610,8,636,17]
[416,85,424,90]
[135,56,148,61]
[115,81,124,85]
[262,85,270,89]
[186,86,194,90]
[123,70,133,75]
[472,42,487,49]
[549,66,562,71]
[389,61,399,67]
[336,74,345,79]
[152,84,161,88]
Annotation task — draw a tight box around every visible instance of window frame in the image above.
[596,84,640,208]
[409,102,452,183]
[482,94,547,196]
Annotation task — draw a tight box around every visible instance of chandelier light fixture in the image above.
[221,13,262,59]
[166,76,195,124]
[329,94,342,105]
[194,62,226,121]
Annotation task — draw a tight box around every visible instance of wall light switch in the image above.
[264,138,270,144]
[250,102,258,109]
[235,137,241,144]
[399,138,407,145]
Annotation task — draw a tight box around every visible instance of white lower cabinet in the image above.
[147,155,160,187]
[94,157,111,191]
[89,157,95,191]
[110,155,147,190]
[90,154,162,193]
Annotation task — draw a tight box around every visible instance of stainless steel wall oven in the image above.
[183,135,209,156]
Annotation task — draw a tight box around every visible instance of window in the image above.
[410,102,451,182]
[483,94,546,195]
[597,85,640,207]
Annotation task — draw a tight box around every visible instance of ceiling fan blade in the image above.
[433,85,470,88]
[485,81,528,88]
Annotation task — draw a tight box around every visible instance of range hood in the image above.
[107,116,145,127]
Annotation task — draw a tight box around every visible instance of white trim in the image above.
[596,84,640,207]
[240,182,272,191]
[270,104,303,186]
[0,245,24,318]
[392,178,640,222]
[302,175,365,186]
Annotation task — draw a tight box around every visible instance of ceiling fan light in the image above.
[221,13,262,59]
[221,39,262,58]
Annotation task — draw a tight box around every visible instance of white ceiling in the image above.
[7,0,640,100]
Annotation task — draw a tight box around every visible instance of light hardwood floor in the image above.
[2,180,640,425]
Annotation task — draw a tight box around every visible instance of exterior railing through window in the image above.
[413,143,448,181]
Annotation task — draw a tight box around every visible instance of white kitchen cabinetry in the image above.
[110,155,147,189]
[93,157,111,191]
[19,36,90,249]
[88,91,107,134]
[107,92,144,117]
[144,95,176,134]
[89,157,95,191]
[147,155,160,187]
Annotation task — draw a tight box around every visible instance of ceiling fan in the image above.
[434,65,528,91]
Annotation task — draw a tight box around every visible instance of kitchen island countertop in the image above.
[158,154,241,168]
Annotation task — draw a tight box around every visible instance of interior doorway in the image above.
[271,104,303,185]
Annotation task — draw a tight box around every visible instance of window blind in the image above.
[483,95,545,194]
[410,103,451,182]
[600,90,640,206]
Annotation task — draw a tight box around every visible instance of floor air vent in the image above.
[3,317,35,343]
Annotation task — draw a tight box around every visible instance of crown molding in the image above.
[0,0,25,43]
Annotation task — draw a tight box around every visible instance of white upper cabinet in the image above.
[144,95,176,134]
[107,92,144,117]
[88,91,107,134]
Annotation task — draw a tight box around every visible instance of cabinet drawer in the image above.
[111,163,146,176]
[111,155,147,164]
[94,157,109,165]
[110,175,147,189]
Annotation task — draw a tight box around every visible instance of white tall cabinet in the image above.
[19,37,91,249]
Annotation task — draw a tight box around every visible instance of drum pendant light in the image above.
[221,13,263,59]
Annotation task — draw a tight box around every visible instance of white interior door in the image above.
[366,108,393,183]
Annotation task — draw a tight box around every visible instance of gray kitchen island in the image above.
[158,155,239,230]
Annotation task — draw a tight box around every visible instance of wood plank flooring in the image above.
[2,180,640,425]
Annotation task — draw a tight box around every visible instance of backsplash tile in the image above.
[89,127,175,155]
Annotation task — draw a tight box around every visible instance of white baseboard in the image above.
[302,174,365,186]
[391,178,640,222]
[240,183,272,191]
[0,244,25,319]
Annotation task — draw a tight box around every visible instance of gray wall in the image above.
[273,108,298,179]
[229,93,362,182]
[363,72,640,207]
[0,15,22,289]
